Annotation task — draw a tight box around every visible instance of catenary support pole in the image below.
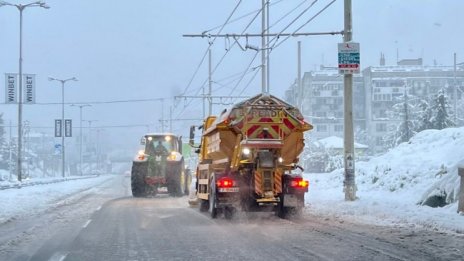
[343,0,356,201]
[458,167,464,214]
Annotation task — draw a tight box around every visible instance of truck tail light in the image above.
[216,177,235,188]
[290,178,309,188]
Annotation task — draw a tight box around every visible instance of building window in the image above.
[316,125,327,132]
[334,125,343,132]
[316,111,327,118]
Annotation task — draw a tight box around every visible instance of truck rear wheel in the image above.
[131,162,147,197]
[199,199,209,212]
[184,168,192,196]
[276,194,304,219]
[224,207,236,220]
[209,176,218,218]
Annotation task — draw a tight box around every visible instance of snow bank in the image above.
[334,127,464,204]
[306,127,464,233]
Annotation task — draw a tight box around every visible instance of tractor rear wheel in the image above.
[131,162,147,197]
[168,162,185,197]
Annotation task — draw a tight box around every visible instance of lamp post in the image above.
[83,119,97,174]
[71,104,91,175]
[49,77,78,177]
[0,1,49,182]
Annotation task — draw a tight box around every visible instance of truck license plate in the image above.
[218,187,239,193]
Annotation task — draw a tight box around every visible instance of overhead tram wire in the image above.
[238,64,262,96]
[233,0,338,100]
[174,1,262,119]
[33,97,171,105]
[271,0,337,50]
[227,51,260,96]
[179,0,242,98]
[228,0,317,99]
[267,0,319,50]
[175,0,330,118]
[203,0,284,33]
[267,0,310,31]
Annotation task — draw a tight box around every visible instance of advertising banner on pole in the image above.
[5,73,17,104]
[23,74,35,104]
[65,119,72,137]
[55,119,62,137]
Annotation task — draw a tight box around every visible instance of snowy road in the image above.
[0,175,462,261]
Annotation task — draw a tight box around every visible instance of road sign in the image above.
[5,73,17,104]
[54,143,61,155]
[55,119,62,137]
[338,42,360,74]
[65,119,72,137]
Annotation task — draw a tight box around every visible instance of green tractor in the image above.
[131,133,191,197]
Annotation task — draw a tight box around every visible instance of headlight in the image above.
[137,150,145,160]
[147,136,153,141]
[242,147,250,156]
[168,151,177,161]
[278,157,283,163]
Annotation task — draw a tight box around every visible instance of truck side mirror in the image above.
[189,126,195,146]
[140,137,146,145]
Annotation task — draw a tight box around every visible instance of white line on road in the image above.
[48,252,68,261]
[96,205,102,211]
[83,219,92,228]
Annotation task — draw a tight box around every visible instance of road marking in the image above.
[96,205,102,211]
[83,219,92,228]
[48,252,68,261]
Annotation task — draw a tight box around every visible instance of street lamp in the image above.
[0,1,49,182]
[83,119,98,174]
[70,104,91,175]
[49,76,78,177]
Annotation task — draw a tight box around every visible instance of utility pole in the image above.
[261,0,267,93]
[83,119,97,174]
[297,41,302,111]
[161,98,165,132]
[208,49,213,115]
[8,120,12,181]
[343,0,356,201]
[454,53,457,124]
[71,104,91,175]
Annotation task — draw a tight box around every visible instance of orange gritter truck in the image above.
[189,93,312,219]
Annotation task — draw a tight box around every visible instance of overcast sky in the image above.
[0,0,463,151]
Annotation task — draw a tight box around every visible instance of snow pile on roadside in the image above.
[305,126,464,233]
[0,175,114,224]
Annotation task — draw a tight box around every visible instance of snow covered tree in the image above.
[430,88,455,130]
[415,100,433,132]
[0,113,5,146]
[384,88,419,147]
[394,91,416,145]
[0,113,8,170]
